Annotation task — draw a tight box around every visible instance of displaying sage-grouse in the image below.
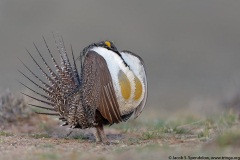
[18,36,147,144]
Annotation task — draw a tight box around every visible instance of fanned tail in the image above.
[18,35,82,126]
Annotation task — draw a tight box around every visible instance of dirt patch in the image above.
[1,112,240,160]
[1,91,240,159]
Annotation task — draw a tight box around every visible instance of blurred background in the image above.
[1,0,240,117]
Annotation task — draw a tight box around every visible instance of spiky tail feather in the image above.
[18,35,88,128]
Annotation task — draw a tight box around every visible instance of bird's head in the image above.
[98,40,119,53]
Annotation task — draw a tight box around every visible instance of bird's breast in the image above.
[91,47,145,115]
[118,70,143,101]
[113,67,145,115]
[118,70,131,100]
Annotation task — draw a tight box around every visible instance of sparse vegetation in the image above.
[0,131,13,137]
[0,90,31,123]
[71,133,89,141]
[0,91,240,159]
[38,153,59,160]
[0,113,239,159]
[30,133,51,139]
[216,130,240,147]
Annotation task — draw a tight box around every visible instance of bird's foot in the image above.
[96,140,110,145]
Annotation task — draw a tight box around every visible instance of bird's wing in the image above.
[82,51,122,124]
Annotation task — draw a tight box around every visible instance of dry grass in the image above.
[0,111,240,160]
[1,91,240,159]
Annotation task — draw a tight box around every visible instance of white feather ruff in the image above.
[91,47,144,115]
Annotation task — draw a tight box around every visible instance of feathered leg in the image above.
[95,124,109,145]
[94,110,109,144]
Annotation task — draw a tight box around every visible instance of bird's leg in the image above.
[94,127,101,142]
[95,123,109,145]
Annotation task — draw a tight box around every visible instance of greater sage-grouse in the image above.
[18,36,147,144]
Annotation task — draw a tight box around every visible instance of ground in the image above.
[1,109,240,160]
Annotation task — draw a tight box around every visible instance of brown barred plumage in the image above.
[18,36,147,144]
